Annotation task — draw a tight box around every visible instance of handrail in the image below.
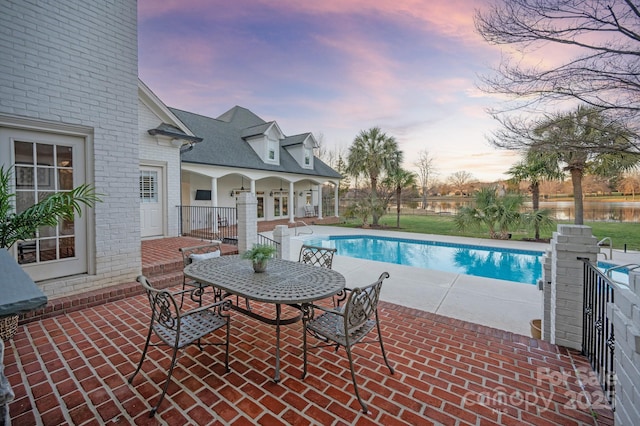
[294,220,313,236]
[257,234,281,257]
[597,237,613,260]
[603,263,640,284]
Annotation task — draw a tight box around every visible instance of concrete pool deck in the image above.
[281,225,639,336]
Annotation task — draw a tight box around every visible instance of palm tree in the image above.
[532,106,640,225]
[383,167,417,228]
[507,150,563,239]
[0,166,100,250]
[454,186,524,239]
[346,127,400,226]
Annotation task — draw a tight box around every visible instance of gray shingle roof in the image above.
[241,122,275,138]
[281,133,310,147]
[170,106,342,179]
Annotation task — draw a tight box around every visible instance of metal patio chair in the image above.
[299,244,340,305]
[301,272,394,413]
[298,244,336,269]
[128,275,231,417]
[179,242,222,305]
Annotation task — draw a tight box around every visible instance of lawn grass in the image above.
[331,214,640,251]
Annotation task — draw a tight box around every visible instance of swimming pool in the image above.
[304,235,544,285]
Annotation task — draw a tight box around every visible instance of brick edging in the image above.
[19,272,181,325]
[380,301,559,351]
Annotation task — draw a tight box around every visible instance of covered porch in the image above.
[181,166,340,224]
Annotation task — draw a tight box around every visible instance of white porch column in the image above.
[333,183,339,218]
[210,177,218,206]
[289,181,295,223]
[250,179,255,194]
[317,184,323,219]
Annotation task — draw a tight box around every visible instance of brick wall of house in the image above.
[0,0,140,297]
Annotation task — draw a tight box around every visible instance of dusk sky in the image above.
[138,0,525,182]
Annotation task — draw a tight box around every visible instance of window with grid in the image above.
[14,141,76,264]
[139,170,158,203]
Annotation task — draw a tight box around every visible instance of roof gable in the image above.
[241,121,284,140]
[281,133,316,148]
[138,79,196,138]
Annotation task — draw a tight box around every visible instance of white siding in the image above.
[0,0,140,297]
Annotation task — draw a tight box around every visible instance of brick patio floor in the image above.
[4,233,614,425]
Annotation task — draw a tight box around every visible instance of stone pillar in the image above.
[272,225,291,261]
[607,270,640,425]
[541,249,552,341]
[236,192,257,254]
[0,340,14,425]
[548,225,598,349]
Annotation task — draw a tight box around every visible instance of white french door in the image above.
[0,128,88,281]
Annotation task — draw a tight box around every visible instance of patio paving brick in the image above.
[3,234,615,425]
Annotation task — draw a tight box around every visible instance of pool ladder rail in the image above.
[294,220,313,236]
[602,263,640,286]
[597,237,613,260]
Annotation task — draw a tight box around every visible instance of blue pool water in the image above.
[305,235,544,285]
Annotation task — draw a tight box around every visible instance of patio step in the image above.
[19,239,238,325]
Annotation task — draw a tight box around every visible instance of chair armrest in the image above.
[169,288,193,297]
[310,304,344,316]
[182,299,231,316]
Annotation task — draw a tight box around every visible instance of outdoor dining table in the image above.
[183,254,346,382]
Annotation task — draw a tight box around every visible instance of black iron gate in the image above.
[581,258,615,407]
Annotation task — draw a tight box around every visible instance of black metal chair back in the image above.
[298,244,337,269]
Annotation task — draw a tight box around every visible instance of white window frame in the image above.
[266,137,278,164]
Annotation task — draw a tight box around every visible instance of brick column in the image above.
[548,225,598,349]
[607,270,640,425]
[272,225,291,261]
[236,192,257,254]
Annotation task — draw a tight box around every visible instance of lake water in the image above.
[422,200,640,222]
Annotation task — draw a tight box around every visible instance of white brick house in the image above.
[0,0,140,296]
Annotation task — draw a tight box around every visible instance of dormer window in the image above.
[302,147,313,169]
[266,138,278,163]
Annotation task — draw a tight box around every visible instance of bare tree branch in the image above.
[475,0,640,133]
